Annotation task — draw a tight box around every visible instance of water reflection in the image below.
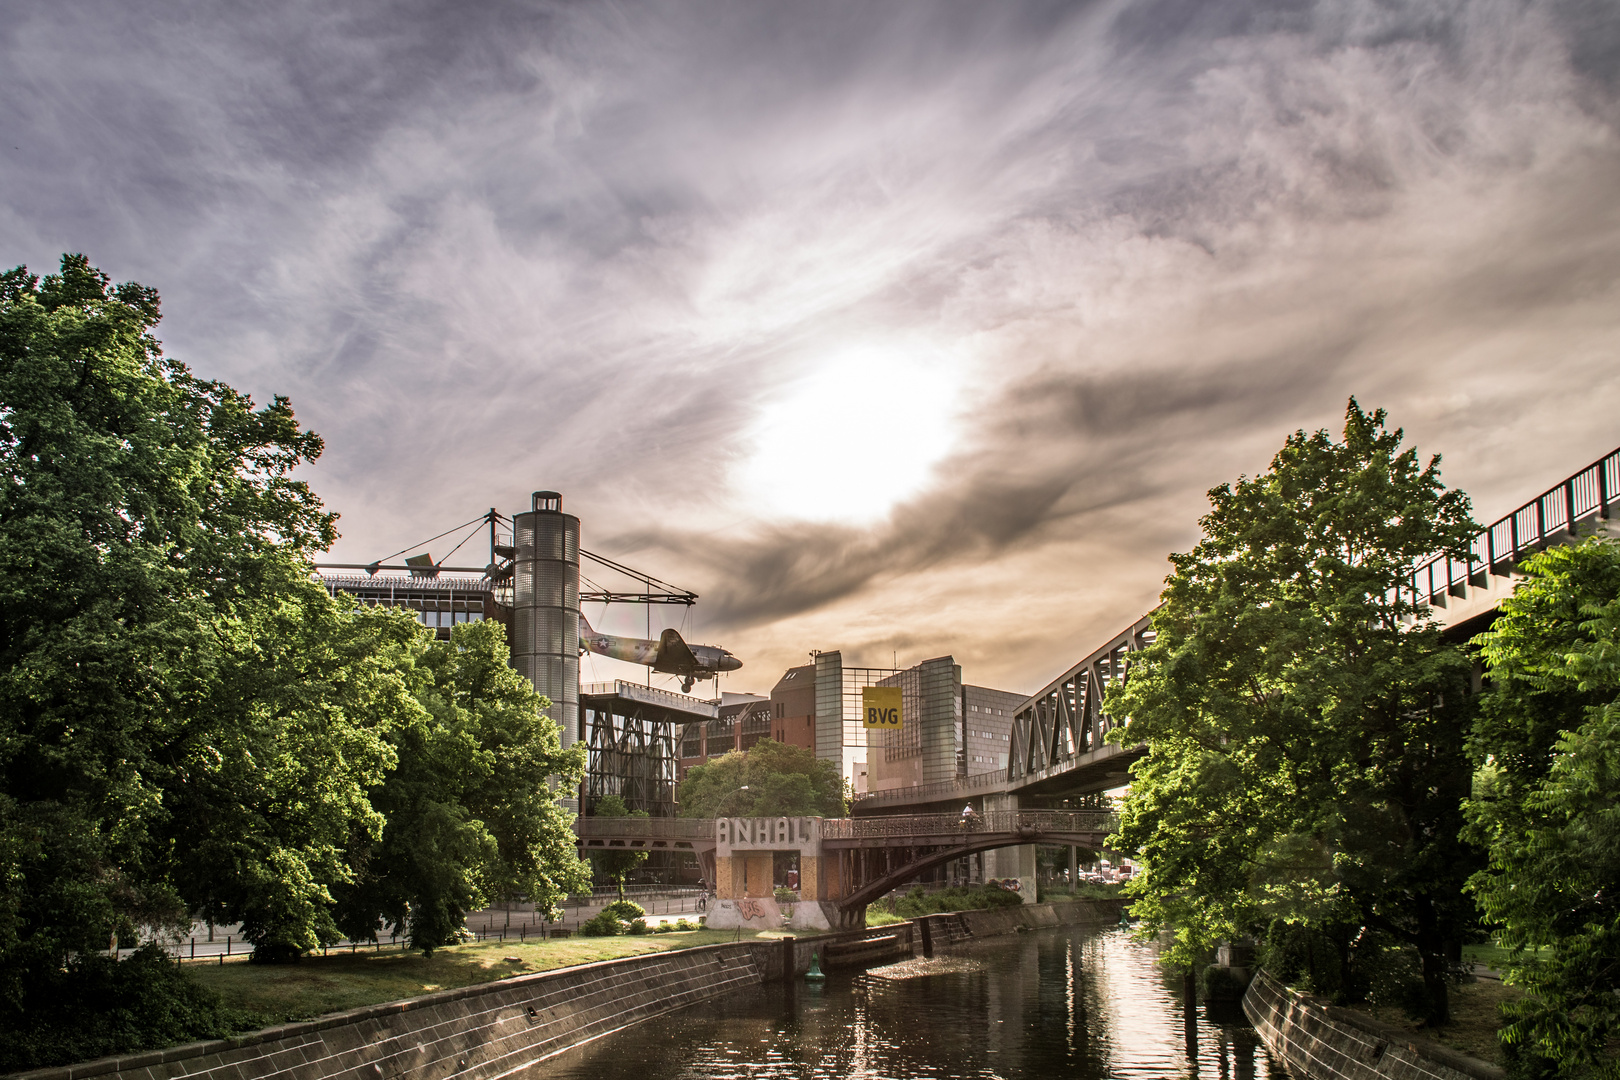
[535,925,1287,1079]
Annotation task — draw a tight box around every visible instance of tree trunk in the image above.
[1413,897,1451,1026]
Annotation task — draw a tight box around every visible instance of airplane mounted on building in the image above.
[578,615,742,693]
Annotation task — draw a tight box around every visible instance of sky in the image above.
[5,0,1620,697]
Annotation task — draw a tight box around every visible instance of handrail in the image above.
[571,811,1114,842]
[852,769,1014,806]
[1407,446,1619,607]
[818,810,1115,839]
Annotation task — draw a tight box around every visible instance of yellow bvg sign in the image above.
[862,686,902,729]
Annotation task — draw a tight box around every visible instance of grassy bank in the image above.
[187,928,792,1026]
[1342,976,1523,1066]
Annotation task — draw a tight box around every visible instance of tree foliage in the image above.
[586,794,649,901]
[0,255,371,998]
[0,257,587,1066]
[1107,401,1482,1023]
[1468,538,1620,1078]
[333,619,589,954]
[676,739,846,818]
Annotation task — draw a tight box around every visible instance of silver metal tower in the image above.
[511,490,580,749]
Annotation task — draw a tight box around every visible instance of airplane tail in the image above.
[578,613,596,637]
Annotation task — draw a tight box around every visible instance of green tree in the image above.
[164,597,420,962]
[587,794,649,902]
[1107,401,1482,1024]
[677,739,846,818]
[1467,538,1620,1078]
[0,256,383,1056]
[334,619,589,954]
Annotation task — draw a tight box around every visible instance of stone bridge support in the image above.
[980,793,1037,902]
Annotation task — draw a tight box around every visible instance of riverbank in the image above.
[8,900,1125,1080]
[190,928,791,1025]
[1244,970,1511,1080]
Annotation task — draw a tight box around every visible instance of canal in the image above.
[535,924,1291,1079]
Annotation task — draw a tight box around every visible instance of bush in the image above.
[579,911,624,937]
[673,918,698,931]
[889,884,1024,919]
[626,919,650,935]
[774,886,798,902]
[653,922,675,934]
[601,900,644,922]
[0,946,261,1073]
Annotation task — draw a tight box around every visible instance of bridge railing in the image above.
[852,768,1014,808]
[820,810,1116,840]
[574,817,715,841]
[1407,446,1619,608]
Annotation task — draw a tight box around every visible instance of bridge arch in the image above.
[834,827,1111,916]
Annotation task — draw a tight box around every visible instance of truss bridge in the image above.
[854,445,1620,815]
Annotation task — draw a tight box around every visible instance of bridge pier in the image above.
[981,793,1038,902]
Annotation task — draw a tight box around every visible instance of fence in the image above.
[820,810,1116,840]
[1408,446,1619,607]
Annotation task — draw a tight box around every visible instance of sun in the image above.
[734,343,965,524]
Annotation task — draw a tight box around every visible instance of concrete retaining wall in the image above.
[955,899,1126,938]
[12,945,762,1080]
[1243,970,1503,1080]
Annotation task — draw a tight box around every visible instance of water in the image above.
[533,925,1290,1079]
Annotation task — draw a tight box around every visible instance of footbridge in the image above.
[575,810,1115,928]
[853,445,1620,816]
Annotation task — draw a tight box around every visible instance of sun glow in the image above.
[734,343,966,524]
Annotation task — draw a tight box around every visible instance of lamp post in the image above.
[713,784,751,820]
[704,785,750,897]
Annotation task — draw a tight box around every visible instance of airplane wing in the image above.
[653,628,702,676]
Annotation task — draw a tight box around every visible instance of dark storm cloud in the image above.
[614,350,1355,626]
[4,0,1619,687]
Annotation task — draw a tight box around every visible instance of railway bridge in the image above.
[574,809,1114,929]
[853,444,1620,818]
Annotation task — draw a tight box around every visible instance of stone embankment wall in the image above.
[15,898,1128,1080]
[12,945,762,1080]
[1243,971,1504,1080]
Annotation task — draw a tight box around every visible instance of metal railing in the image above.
[821,810,1115,840]
[573,811,1115,843]
[1408,446,1619,607]
[852,769,1014,806]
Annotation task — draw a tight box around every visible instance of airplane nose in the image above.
[722,654,743,671]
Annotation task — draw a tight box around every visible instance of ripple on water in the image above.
[533,924,1290,1079]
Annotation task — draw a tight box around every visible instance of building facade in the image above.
[768,664,816,749]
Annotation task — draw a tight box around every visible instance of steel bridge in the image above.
[853,445,1620,815]
[574,810,1115,917]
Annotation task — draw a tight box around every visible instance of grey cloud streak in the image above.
[4,0,1620,689]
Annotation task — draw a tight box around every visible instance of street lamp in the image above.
[713,784,751,819]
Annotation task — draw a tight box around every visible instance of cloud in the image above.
[3,0,1618,691]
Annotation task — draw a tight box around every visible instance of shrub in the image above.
[579,911,624,937]
[626,919,650,935]
[890,884,1025,919]
[0,946,261,1073]
[653,922,674,934]
[601,900,644,922]
[774,886,798,902]
[673,918,698,931]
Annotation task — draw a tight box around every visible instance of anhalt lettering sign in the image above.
[716,816,821,856]
[862,685,902,729]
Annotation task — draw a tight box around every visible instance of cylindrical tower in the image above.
[511,490,580,750]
